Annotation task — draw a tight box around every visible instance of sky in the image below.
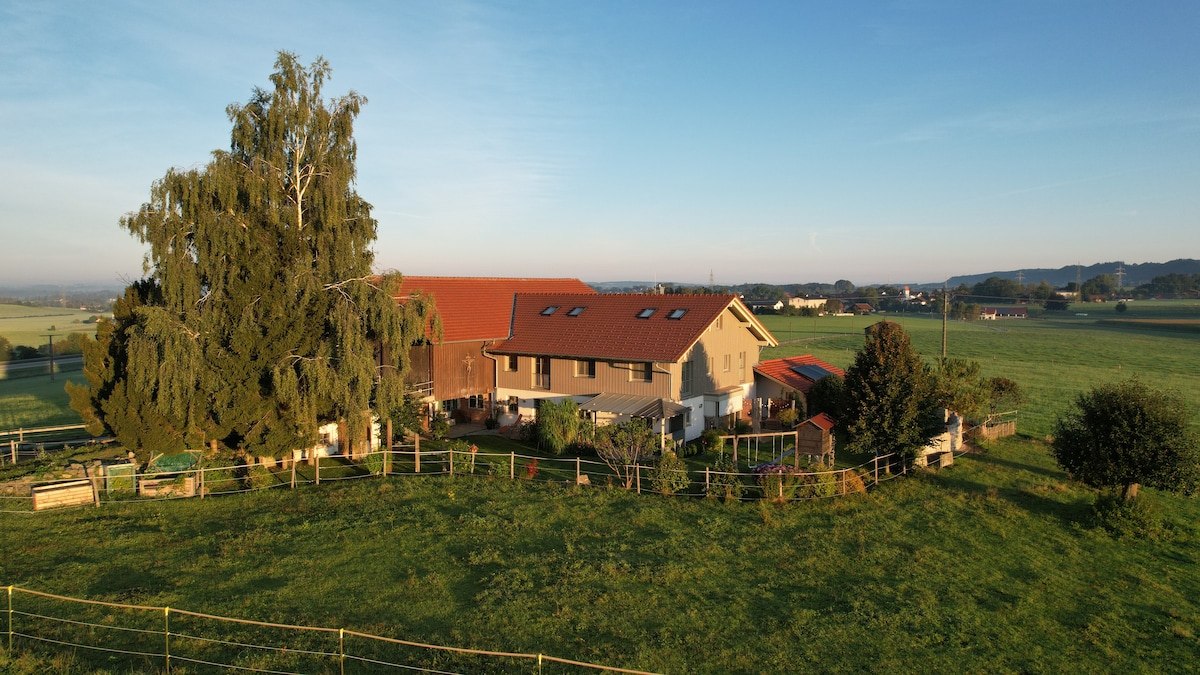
[1,0,1197,288]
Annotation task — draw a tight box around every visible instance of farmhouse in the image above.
[393,277,596,426]
[488,293,777,444]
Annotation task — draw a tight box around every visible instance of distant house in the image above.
[980,306,1028,320]
[787,296,828,310]
[743,298,785,313]
[851,303,874,315]
[394,277,596,425]
[488,294,777,444]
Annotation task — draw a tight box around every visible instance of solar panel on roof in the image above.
[791,364,833,381]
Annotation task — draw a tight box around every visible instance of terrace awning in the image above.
[579,393,688,420]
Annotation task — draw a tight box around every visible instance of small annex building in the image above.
[752,354,845,424]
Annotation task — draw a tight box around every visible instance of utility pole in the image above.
[42,334,56,381]
[941,284,949,362]
[1116,264,1125,291]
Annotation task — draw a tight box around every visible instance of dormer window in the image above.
[541,306,559,316]
[637,308,656,319]
[668,309,687,320]
[568,306,586,316]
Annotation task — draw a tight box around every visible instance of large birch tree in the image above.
[69,52,432,459]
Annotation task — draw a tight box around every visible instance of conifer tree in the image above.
[842,321,942,460]
[70,52,432,459]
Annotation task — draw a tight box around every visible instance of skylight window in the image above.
[668,309,687,320]
[541,306,559,316]
[637,308,657,319]
[568,306,586,316]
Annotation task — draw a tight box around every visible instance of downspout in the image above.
[652,361,674,452]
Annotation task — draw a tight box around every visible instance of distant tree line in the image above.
[0,332,91,362]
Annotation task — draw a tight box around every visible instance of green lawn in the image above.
[0,372,85,431]
[0,304,104,350]
[759,300,1200,438]
[2,437,1198,673]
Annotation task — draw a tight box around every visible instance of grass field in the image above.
[0,304,105,350]
[2,437,1199,673]
[759,299,1200,438]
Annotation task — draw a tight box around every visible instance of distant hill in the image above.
[938,259,1200,291]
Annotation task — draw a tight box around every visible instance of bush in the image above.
[522,458,539,480]
[245,465,276,490]
[777,408,800,428]
[485,417,500,430]
[365,449,385,475]
[706,453,745,501]
[1092,494,1165,538]
[649,450,691,496]
[486,454,512,478]
[701,429,725,454]
[429,414,450,441]
[734,418,753,435]
[792,463,838,500]
[752,463,802,502]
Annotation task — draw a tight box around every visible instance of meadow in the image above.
[3,300,1200,672]
[760,299,1200,438]
[0,304,104,351]
[2,438,1199,673]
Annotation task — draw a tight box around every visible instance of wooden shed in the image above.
[794,412,836,467]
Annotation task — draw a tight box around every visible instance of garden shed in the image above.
[794,413,836,467]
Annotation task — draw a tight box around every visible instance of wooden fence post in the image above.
[315,455,320,486]
[164,607,171,675]
[705,467,710,492]
[510,452,515,480]
[290,460,296,489]
[9,440,15,465]
[449,449,454,476]
[873,455,879,486]
[575,456,581,484]
[8,585,14,653]
[414,434,421,474]
[635,464,641,494]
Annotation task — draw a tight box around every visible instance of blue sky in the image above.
[1,1,1197,288]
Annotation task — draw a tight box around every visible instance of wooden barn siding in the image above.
[431,341,494,401]
[685,308,767,394]
[495,356,677,399]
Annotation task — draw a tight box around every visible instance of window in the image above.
[440,399,459,412]
[568,306,586,316]
[505,355,518,371]
[668,309,687,320]
[713,314,724,330]
[507,396,519,414]
[723,354,731,372]
[738,351,746,380]
[637,308,656,319]
[541,306,559,316]
[681,360,695,397]
[631,362,652,383]
[468,394,485,409]
[533,356,550,390]
[707,356,714,375]
[575,359,596,378]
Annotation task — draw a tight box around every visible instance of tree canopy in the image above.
[842,321,942,460]
[1051,378,1200,500]
[69,52,433,460]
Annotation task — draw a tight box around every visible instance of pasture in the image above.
[0,304,104,351]
[759,299,1200,438]
[2,437,1199,673]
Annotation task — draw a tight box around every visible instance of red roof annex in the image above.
[492,293,775,362]
[394,277,595,343]
[753,354,845,395]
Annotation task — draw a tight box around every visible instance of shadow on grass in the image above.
[931,472,1093,528]
[966,451,1065,480]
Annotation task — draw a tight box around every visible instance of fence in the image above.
[0,424,99,465]
[1,586,661,674]
[0,442,908,514]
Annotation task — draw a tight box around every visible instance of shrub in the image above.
[678,441,703,458]
[364,449,385,475]
[245,465,276,490]
[484,417,500,430]
[706,453,745,501]
[777,408,800,429]
[429,414,450,441]
[486,454,511,478]
[1092,493,1166,538]
[792,463,838,500]
[447,440,474,473]
[701,429,725,454]
[734,418,753,435]
[839,468,868,495]
[649,450,691,496]
[752,463,802,503]
[523,458,539,480]
[537,398,582,455]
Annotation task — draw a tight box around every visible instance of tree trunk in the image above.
[1123,482,1140,500]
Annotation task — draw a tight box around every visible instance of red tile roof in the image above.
[803,412,837,431]
[491,293,776,362]
[753,355,845,395]
[394,277,595,343]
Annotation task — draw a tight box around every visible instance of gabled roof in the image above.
[754,355,845,395]
[491,293,777,362]
[803,412,837,431]
[394,277,595,343]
